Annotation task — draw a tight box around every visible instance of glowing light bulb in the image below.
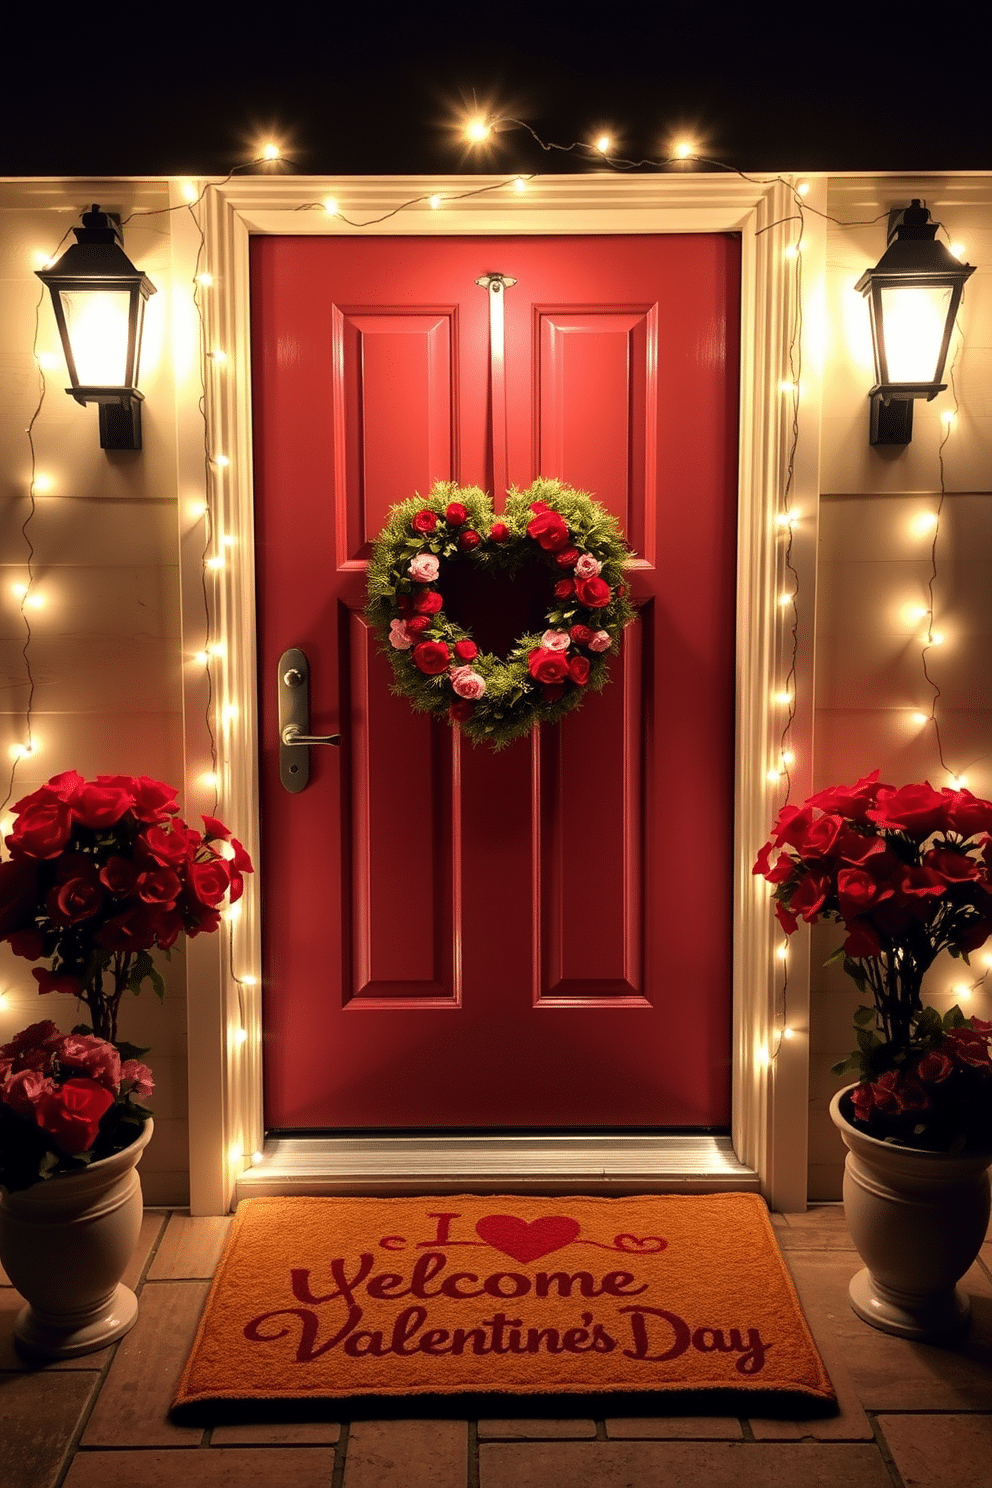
[940,410,957,428]
[911,511,938,537]
[781,750,795,767]
[32,473,55,494]
[782,1026,796,1040]
[784,244,799,260]
[195,272,213,288]
[262,142,281,161]
[225,901,243,924]
[595,135,611,153]
[188,499,208,520]
[982,953,992,969]
[221,533,236,547]
[949,773,967,789]
[9,740,38,760]
[222,703,239,727]
[776,942,789,961]
[242,975,258,987]
[33,250,55,269]
[776,508,800,528]
[949,242,966,260]
[11,582,28,598]
[36,351,60,372]
[767,768,784,784]
[756,1044,771,1070]
[207,642,226,657]
[228,1143,244,1165]
[514,176,527,192]
[194,650,209,665]
[206,555,225,571]
[928,631,945,646]
[796,182,811,197]
[772,691,793,706]
[233,1026,248,1046]
[780,379,799,395]
[673,140,695,159]
[903,604,929,625]
[213,454,230,468]
[323,197,338,216]
[201,771,219,788]
[23,593,44,610]
[429,195,441,210]
[207,348,227,363]
[465,118,491,143]
[181,181,198,203]
[251,1150,265,1165]
[778,592,793,607]
[911,711,930,727]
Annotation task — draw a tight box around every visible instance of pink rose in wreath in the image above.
[450,666,487,700]
[588,630,612,652]
[574,553,602,579]
[408,553,440,583]
[388,619,413,650]
[540,629,571,652]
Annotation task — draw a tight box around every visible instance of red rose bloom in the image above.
[554,547,580,569]
[527,511,570,551]
[97,774,178,822]
[868,782,949,839]
[141,823,192,868]
[412,640,451,675]
[449,700,474,722]
[9,801,73,859]
[405,614,430,636]
[529,501,551,513]
[568,655,591,686]
[454,639,478,661]
[99,855,138,895]
[458,530,481,551]
[47,874,104,927]
[186,860,231,908]
[445,502,468,526]
[411,509,438,533]
[554,579,575,600]
[137,867,182,907]
[489,522,510,543]
[202,814,232,841]
[947,788,992,840]
[575,575,611,608]
[570,623,596,645]
[33,1077,114,1156]
[71,783,133,828]
[528,647,570,685]
[412,590,443,615]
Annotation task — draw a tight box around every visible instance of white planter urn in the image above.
[830,1088,991,1340]
[0,1117,152,1358]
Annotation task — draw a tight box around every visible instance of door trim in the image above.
[170,173,825,1213]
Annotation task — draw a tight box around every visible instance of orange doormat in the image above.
[173,1193,834,1410]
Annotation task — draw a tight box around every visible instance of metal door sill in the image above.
[234,1133,759,1205]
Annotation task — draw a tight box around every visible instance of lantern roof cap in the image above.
[36,203,156,294]
[855,199,974,291]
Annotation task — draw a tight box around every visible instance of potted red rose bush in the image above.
[754,771,992,1339]
[0,771,252,1356]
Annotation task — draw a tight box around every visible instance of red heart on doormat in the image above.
[475,1214,581,1264]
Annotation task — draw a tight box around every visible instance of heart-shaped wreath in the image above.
[366,479,636,749]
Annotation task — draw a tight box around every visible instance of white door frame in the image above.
[170,172,825,1214]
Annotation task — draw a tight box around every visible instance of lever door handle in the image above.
[281,724,340,747]
[278,647,338,793]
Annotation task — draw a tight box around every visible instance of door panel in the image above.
[251,234,740,1132]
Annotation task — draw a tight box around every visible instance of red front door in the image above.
[251,233,740,1131]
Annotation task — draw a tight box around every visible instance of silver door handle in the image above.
[281,724,340,747]
[278,647,339,793]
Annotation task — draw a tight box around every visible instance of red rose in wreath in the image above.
[413,640,451,675]
[575,575,611,608]
[528,647,570,685]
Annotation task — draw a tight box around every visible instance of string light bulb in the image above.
[940,410,957,428]
[910,711,930,727]
[195,272,213,288]
[201,771,219,788]
[32,473,54,494]
[206,554,225,570]
[241,975,258,988]
[781,1026,796,1040]
[952,982,972,1002]
[180,181,198,203]
[796,182,811,197]
[207,349,227,363]
[233,1026,248,1046]
[465,118,491,143]
[783,244,799,260]
[673,140,696,159]
[911,511,939,536]
[772,690,793,706]
[595,135,611,153]
[261,142,281,161]
[213,453,230,468]
[323,197,338,216]
[513,176,527,193]
[429,194,442,210]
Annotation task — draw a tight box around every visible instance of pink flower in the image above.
[2,1067,54,1115]
[587,630,611,653]
[408,553,440,583]
[450,666,487,700]
[388,619,413,650]
[574,553,602,579]
[540,629,571,652]
[58,1034,122,1092]
[120,1059,154,1099]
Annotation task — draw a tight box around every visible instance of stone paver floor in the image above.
[2,1204,992,1487]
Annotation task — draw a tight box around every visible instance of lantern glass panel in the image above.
[58,289,132,385]
[878,283,953,384]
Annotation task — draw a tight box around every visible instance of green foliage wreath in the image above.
[366,479,636,749]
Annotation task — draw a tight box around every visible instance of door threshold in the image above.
[234,1132,759,1206]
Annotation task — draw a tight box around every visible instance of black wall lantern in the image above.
[855,200,975,447]
[36,204,156,451]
